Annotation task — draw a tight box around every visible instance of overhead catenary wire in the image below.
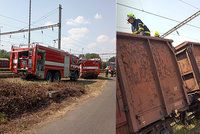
[0,14,27,24]
[117,25,200,42]
[31,7,58,25]
[177,0,199,10]
[117,3,200,30]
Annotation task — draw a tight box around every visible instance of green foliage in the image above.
[0,49,10,59]
[108,56,116,62]
[0,112,7,124]
[79,54,85,59]
[101,61,107,69]
[173,120,200,134]
[85,53,101,59]
[80,53,101,60]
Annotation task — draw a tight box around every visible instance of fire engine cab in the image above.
[10,43,80,81]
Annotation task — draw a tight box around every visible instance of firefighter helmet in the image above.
[154,31,160,37]
[127,13,135,19]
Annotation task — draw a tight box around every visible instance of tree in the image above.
[84,53,101,60]
[79,54,85,59]
[108,56,116,62]
[0,50,10,59]
[101,61,107,69]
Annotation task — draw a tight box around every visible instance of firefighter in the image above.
[154,31,160,37]
[109,66,114,77]
[127,13,150,36]
[105,66,109,77]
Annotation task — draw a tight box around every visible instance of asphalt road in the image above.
[32,78,116,134]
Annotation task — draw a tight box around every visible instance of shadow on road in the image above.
[61,79,97,86]
[97,76,114,80]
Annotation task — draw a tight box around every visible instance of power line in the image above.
[31,8,58,25]
[0,23,59,35]
[0,14,27,24]
[117,25,200,43]
[161,10,200,37]
[0,22,22,29]
[177,0,199,10]
[117,3,200,30]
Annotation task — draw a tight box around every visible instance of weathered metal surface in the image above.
[177,58,193,75]
[175,42,200,92]
[116,32,189,133]
[116,79,129,134]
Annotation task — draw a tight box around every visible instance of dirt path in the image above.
[31,78,116,134]
[0,76,110,134]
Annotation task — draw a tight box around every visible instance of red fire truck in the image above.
[80,59,100,78]
[10,43,80,81]
[0,58,9,69]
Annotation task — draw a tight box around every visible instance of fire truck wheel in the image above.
[74,71,79,81]
[70,71,78,81]
[94,75,98,79]
[53,72,61,82]
[46,72,53,82]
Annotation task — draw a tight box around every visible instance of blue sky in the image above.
[0,0,115,60]
[117,0,200,46]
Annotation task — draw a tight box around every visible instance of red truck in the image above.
[79,59,100,78]
[0,58,9,69]
[10,43,80,81]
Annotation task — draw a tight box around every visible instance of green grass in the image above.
[173,120,200,134]
[0,112,7,124]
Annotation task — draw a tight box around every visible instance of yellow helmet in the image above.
[154,31,160,37]
[127,12,135,19]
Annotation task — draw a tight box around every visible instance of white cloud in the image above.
[87,42,98,49]
[94,13,103,20]
[166,34,200,47]
[44,21,54,26]
[85,34,116,53]
[68,27,90,37]
[110,37,116,44]
[66,16,89,26]
[61,27,90,47]
[96,35,110,43]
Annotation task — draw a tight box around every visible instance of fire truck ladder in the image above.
[161,10,200,38]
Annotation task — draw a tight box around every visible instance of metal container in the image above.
[116,80,129,134]
[116,32,189,133]
[175,41,200,93]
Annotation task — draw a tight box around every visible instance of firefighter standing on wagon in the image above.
[154,31,160,37]
[127,13,150,36]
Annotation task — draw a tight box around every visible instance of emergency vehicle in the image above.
[0,58,9,69]
[80,59,100,78]
[10,43,80,81]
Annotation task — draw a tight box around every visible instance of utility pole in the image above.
[28,0,31,47]
[58,4,62,49]
[0,4,61,49]
[82,48,84,55]
[0,26,2,47]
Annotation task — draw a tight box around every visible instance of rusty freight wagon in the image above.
[116,32,189,134]
[175,41,200,94]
